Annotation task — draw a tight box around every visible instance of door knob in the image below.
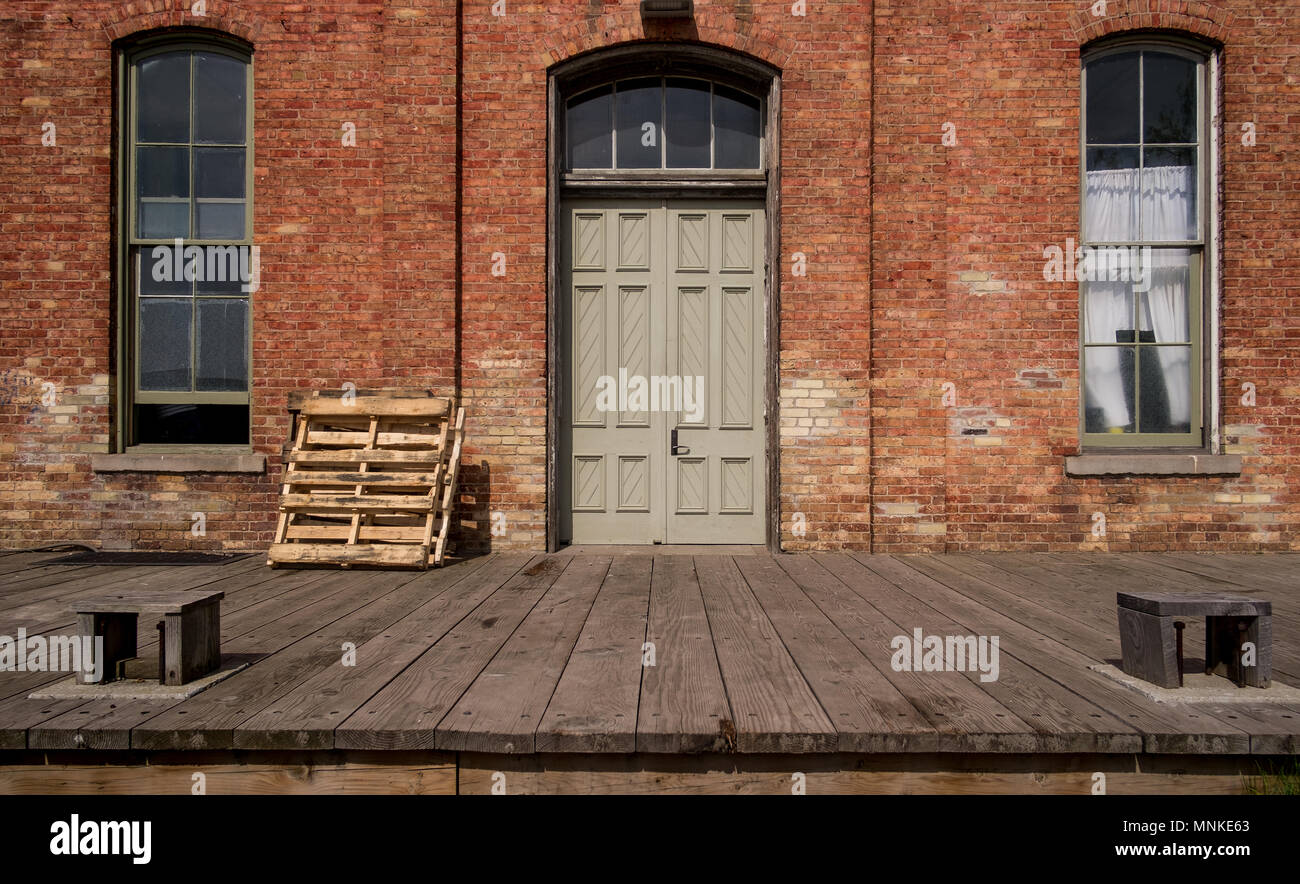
[670,428,690,456]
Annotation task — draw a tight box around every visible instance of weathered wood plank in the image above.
[297,396,449,418]
[0,567,337,704]
[231,554,525,749]
[733,555,931,752]
[987,553,1300,680]
[438,557,610,753]
[37,565,430,751]
[267,543,429,568]
[334,555,572,750]
[277,495,435,514]
[0,755,456,795]
[456,751,1261,795]
[635,555,733,753]
[694,555,836,753]
[847,554,1252,754]
[0,565,102,595]
[0,552,70,576]
[535,556,651,753]
[804,554,1036,749]
[131,563,463,750]
[843,555,1141,753]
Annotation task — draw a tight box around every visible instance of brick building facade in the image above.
[1,0,1295,555]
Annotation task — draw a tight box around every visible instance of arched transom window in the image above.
[565,77,763,171]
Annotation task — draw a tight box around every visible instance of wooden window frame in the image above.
[114,33,254,451]
[1079,37,1216,451]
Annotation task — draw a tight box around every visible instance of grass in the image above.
[1243,757,1300,795]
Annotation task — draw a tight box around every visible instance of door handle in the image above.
[670,428,690,456]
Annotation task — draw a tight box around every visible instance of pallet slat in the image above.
[297,396,451,418]
[268,393,465,570]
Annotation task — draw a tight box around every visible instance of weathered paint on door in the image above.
[559,199,766,544]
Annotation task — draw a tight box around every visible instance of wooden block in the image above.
[164,602,221,686]
[1117,607,1179,688]
[1118,591,1271,618]
[76,611,137,685]
[1206,615,1272,688]
[73,591,224,616]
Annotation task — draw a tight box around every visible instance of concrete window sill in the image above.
[92,449,266,475]
[1065,453,1242,478]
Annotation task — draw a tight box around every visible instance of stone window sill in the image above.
[92,448,266,475]
[1065,453,1242,477]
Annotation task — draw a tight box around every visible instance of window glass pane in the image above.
[1084,146,1138,241]
[137,146,189,198]
[666,78,711,168]
[615,78,662,169]
[1084,347,1134,434]
[1085,52,1139,144]
[1141,147,1196,240]
[1137,249,1191,343]
[133,404,249,445]
[194,52,247,144]
[1139,345,1192,434]
[138,201,190,239]
[196,299,248,392]
[1144,52,1196,144]
[195,147,246,199]
[139,298,192,391]
[713,85,760,168]
[196,202,245,239]
[1082,280,1133,344]
[566,86,612,169]
[137,247,191,296]
[137,52,190,144]
[196,247,251,294]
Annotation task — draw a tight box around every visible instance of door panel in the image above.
[560,199,765,544]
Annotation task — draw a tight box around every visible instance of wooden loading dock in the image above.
[0,550,1297,794]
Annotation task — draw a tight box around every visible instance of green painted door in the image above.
[560,198,766,544]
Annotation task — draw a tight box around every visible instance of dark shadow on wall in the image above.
[454,459,492,555]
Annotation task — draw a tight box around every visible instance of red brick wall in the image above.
[0,0,1296,555]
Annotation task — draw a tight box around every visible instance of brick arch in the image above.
[541,5,794,71]
[98,0,262,47]
[1069,0,1233,47]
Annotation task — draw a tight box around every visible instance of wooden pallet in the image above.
[267,394,465,569]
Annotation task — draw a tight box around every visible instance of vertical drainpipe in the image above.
[454,0,464,405]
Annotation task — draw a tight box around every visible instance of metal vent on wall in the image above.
[640,0,694,19]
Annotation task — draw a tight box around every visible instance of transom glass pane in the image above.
[566,76,762,171]
[615,78,662,169]
[713,85,761,168]
[666,78,711,168]
[567,86,612,169]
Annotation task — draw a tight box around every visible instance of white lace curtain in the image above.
[1082,165,1194,433]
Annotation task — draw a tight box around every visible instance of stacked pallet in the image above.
[267,393,465,569]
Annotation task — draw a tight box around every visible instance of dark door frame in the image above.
[546,43,782,553]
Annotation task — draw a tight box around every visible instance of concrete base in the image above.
[1089,664,1300,704]
[28,657,249,701]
